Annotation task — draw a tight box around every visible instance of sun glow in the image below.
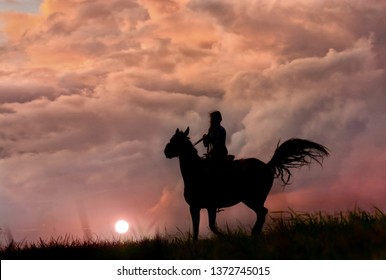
[115,220,129,234]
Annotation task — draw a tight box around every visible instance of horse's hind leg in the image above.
[208,208,220,235]
[244,202,268,235]
[252,206,268,235]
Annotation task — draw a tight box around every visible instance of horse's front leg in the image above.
[190,206,200,240]
[208,208,220,235]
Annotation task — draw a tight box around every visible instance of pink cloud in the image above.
[0,0,385,242]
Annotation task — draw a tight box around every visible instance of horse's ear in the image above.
[176,128,180,133]
[184,127,190,136]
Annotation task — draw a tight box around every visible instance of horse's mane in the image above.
[185,137,200,156]
[175,132,200,157]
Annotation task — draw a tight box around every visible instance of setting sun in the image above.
[115,220,129,234]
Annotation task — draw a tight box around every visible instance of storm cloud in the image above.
[0,0,385,241]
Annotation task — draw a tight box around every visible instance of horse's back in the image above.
[232,158,272,177]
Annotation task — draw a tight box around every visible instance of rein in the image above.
[193,138,203,146]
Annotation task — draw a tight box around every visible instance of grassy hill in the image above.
[1,209,386,259]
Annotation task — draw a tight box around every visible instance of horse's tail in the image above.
[267,138,329,185]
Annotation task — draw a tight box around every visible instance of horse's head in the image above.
[164,127,192,159]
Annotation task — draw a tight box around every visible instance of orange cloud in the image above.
[0,12,40,41]
[40,0,81,16]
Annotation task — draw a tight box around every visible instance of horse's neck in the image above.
[179,152,202,183]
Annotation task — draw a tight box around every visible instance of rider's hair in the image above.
[210,111,222,123]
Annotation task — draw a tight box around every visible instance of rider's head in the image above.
[210,111,222,126]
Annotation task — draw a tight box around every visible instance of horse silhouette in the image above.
[164,127,329,240]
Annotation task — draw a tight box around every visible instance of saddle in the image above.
[227,155,235,161]
[203,154,235,162]
[203,154,235,180]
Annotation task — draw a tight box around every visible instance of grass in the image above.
[1,208,386,259]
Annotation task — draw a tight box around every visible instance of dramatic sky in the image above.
[1,0,385,242]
